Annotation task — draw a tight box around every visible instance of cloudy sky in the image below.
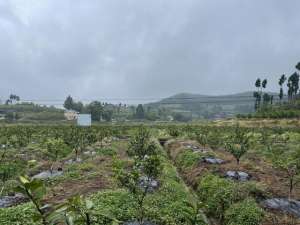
[0,0,299,105]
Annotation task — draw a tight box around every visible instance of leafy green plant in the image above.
[45,138,70,173]
[56,195,119,225]
[127,126,157,160]
[0,162,19,196]
[225,126,250,165]
[176,150,203,169]
[197,174,235,224]
[224,198,264,225]
[15,176,52,225]
[195,133,207,148]
[115,126,162,225]
[207,131,222,150]
[168,127,180,138]
[270,144,300,199]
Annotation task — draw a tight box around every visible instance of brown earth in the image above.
[166,139,300,225]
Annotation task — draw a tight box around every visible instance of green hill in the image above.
[147,91,279,119]
[0,102,65,123]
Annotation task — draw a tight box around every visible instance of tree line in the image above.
[253,61,300,111]
[63,95,114,122]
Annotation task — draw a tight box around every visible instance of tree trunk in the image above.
[289,177,294,200]
[85,213,91,225]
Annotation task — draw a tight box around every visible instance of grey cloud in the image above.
[0,0,299,104]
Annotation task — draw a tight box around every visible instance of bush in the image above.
[176,150,203,169]
[96,147,117,156]
[197,174,235,222]
[225,198,264,225]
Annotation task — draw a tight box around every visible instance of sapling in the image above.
[45,138,70,173]
[56,195,95,225]
[195,132,208,148]
[97,130,108,148]
[0,136,9,163]
[115,155,162,225]
[15,176,52,225]
[0,162,17,196]
[115,126,162,225]
[270,144,300,199]
[65,128,86,160]
[207,131,221,150]
[127,126,155,160]
[168,127,180,138]
[225,126,250,166]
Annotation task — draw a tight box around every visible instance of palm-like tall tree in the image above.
[254,78,262,110]
[279,74,286,103]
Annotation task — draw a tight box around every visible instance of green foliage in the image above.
[45,138,71,162]
[195,132,207,147]
[127,126,158,160]
[116,126,175,224]
[64,96,74,110]
[224,198,264,225]
[96,147,117,156]
[270,143,300,198]
[135,104,145,120]
[167,127,180,138]
[0,203,40,225]
[14,176,51,225]
[55,195,119,225]
[225,126,250,164]
[87,101,103,122]
[176,150,203,169]
[197,174,235,222]
[0,162,19,184]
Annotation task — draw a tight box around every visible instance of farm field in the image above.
[0,123,299,225]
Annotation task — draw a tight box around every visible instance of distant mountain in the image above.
[147,91,279,119]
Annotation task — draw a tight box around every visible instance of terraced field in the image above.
[0,124,299,225]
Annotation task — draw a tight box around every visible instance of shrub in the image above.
[176,150,203,169]
[197,174,235,222]
[225,198,264,225]
[96,147,117,156]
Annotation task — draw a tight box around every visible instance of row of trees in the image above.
[253,62,300,111]
[253,78,272,110]
[4,94,20,105]
[64,96,113,122]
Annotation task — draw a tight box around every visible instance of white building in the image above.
[77,114,91,126]
[64,110,79,120]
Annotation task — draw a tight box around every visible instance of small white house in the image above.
[77,114,91,126]
[64,110,79,121]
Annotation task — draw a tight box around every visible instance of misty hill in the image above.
[147,91,279,119]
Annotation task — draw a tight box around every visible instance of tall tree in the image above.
[296,62,300,71]
[64,95,74,110]
[88,101,103,121]
[73,101,84,113]
[135,104,145,119]
[261,79,268,106]
[8,94,20,104]
[255,78,261,91]
[262,79,267,89]
[279,74,286,102]
[287,72,300,100]
[254,78,262,110]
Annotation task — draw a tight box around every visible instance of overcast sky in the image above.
[0,0,300,105]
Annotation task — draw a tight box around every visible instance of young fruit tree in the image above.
[270,144,300,199]
[55,195,119,225]
[45,138,70,173]
[195,132,208,148]
[115,126,162,225]
[225,127,250,165]
[15,176,53,225]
